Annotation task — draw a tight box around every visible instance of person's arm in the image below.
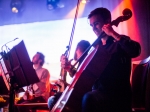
[60,54,76,77]
[116,35,141,58]
[102,24,141,58]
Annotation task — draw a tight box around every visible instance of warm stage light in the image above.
[12,7,18,13]
[10,0,23,13]
[81,0,90,4]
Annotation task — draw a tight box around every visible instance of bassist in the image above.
[81,7,141,112]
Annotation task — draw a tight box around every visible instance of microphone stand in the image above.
[1,38,19,55]
[9,76,16,112]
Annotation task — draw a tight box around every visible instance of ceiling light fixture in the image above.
[10,0,23,13]
[47,0,64,10]
[81,0,90,4]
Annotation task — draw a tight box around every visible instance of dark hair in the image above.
[74,40,91,61]
[37,52,45,66]
[88,7,111,23]
[76,40,90,53]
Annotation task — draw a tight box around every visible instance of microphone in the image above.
[1,38,19,52]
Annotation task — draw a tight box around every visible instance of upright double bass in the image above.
[51,8,132,112]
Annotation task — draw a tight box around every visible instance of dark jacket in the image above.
[92,35,141,102]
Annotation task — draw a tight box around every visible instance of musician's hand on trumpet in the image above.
[60,54,75,77]
[60,54,73,72]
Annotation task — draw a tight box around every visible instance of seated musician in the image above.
[16,52,50,112]
[47,40,90,110]
[80,7,141,112]
[50,7,141,112]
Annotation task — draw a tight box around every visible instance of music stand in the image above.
[0,40,39,112]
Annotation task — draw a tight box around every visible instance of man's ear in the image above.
[105,19,111,24]
[38,59,42,65]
